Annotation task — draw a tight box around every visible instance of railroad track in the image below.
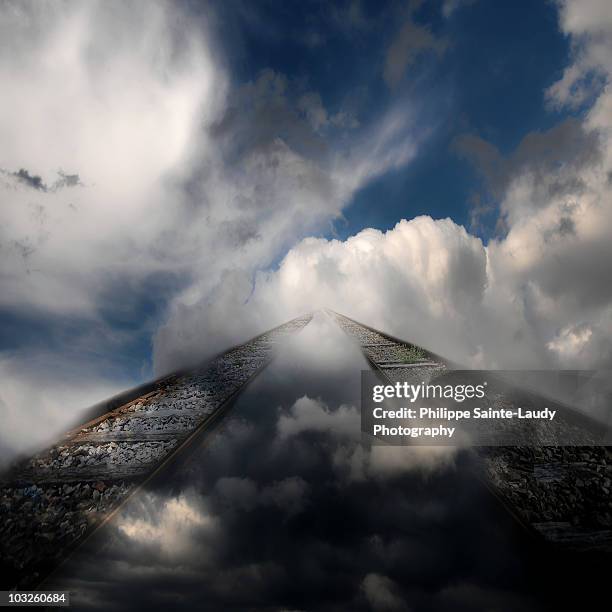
[327,309,612,553]
[2,309,609,591]
[0,313,313,589]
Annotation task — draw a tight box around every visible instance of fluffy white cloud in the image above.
[198,162,612,376]
[0,0,223,315]
[191,216,491,364]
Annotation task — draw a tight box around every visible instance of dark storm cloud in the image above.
[48,318,560,611]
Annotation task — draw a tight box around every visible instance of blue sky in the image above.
[211,0,572,240]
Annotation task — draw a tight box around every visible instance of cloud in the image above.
[0,349,125,468]
[152,77,423,373]
[384,15,447,88]
[434,582,535,611]
[0,0,222,319]
[546,0,612,109]
[441,0,477,19]
[361,573,408,611]
[277,396,361,440]
[214,476,309,516]
[546,323,593,358]
[117,492,215,562]
[216,217,492,367]
[297,92,359,132]
[454,119,602,217]
[6,168,46,191]
[273,392,456,481]
[0,168,83,192]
